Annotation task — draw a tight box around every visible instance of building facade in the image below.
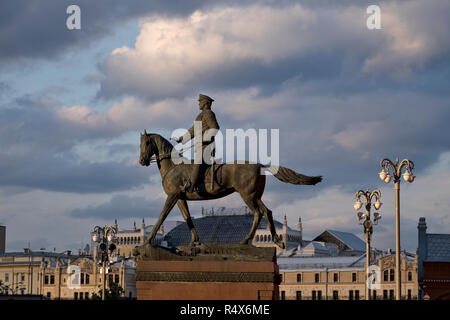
[0,249,79,296]
[0,225,5,254]
[278,251,418,300]
[40,256,136,300]
[417,217,450,300]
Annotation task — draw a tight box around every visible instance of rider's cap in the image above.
[199,94,214,103]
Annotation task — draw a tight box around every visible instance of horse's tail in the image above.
[263,165,322,185]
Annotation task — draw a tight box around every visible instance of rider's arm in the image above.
[180,113,202,142]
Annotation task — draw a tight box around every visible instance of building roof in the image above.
[0,251,80,259]
[426,233,450,262]
[317,230,366,252]
[164,214,284,247]
[277,254,366,270]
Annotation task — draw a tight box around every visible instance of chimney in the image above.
[283,214,287,230]
[132,221,136,232]
[417,217,428,281]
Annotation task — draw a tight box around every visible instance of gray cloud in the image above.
[0,93,149,194]
[96,1,450,101]
[70,194,164,219]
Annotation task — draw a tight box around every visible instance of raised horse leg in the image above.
[144,193,179,245]
[177,199,200,246]
[239,195,262,245]
[257,199,285,249]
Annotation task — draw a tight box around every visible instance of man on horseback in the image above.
[175,94,220,193]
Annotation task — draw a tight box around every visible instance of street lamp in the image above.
[354,189,382,300]
[92,225,117,300]
[379,157,415,300]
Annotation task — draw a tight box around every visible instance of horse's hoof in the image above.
[275,241,285,250]
[240,239,250,245]
[189,241,201,247]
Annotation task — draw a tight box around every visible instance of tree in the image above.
[91,279,125,300]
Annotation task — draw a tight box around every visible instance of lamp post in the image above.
[379,157,415,300]
[354,189,382,300]
[92,225,117,300]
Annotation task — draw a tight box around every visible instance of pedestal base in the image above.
[134,244,280,300]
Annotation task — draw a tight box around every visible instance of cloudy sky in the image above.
[0,0,449,253]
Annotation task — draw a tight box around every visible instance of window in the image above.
[317,290,322,300]
[355,290,360,300]
[79,292,84,300]
[74,292,78,300]
[383,270,388,282]
[86,274,90,285]
[21,273,25,281]
[85,292,89,300]
[81,273,85,285]
[315,273,320,283]
[296,273,301,283]
[280,291,285,300]
[408,272,412,281]
[383,290,388,300]
[389,290,394,300]
[333,290,339,300]
[115,274,120,284]
[373,290,377,300]
[389,269,394,282]
[46,292,51,299]
[5,273,9,282]
[333,273,338,282]
[349,290,354,300]
[408,289,412,300]
[44,275,49,285]
[312,290,317,300]
[280,274,283,283]
[296,291,302,300]
[50,275,55,285]
[352,273,357,282]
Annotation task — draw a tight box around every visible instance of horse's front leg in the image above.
[144,193,179,245]
[177,199,200,246]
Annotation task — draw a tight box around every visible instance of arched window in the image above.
[268,235,272,242]
[389,269,395,282]
[263,235,267,242]
[383,270,388,282]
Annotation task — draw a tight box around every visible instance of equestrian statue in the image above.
[139,94,322,249]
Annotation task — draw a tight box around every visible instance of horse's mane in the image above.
[149,133,174,155]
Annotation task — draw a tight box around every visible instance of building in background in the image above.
[92,219,183,258]
[417,217,450,300]
[40,256,136,300]
[0,225,5,254]
[164,207,303,253]
[0,249,79,296]
[278,251,418,300]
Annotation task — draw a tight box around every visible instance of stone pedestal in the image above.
[134,244,280,300]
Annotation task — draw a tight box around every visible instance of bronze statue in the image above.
[174,94,219,193]
[139,130,322,249]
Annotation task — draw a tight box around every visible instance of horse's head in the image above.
[139,130,153,166]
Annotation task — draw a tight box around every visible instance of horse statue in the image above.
[139,132,322,249]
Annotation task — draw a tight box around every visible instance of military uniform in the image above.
[181,94,219,193]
